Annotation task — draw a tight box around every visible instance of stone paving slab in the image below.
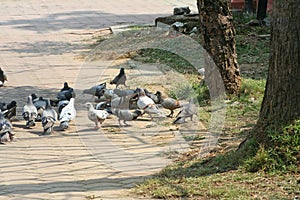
[0,1,198,199]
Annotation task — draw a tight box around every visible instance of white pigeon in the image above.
[113,109,142,126]
[86,102,109,129]
[59,98,76,129]
[0,112,14,144]
[41,99,58,134]
[22,95,38,128]
[136,88,165,120]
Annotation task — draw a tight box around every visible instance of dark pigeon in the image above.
[110,68,127,88]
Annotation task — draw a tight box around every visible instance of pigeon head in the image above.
[63,82,70,90]
[31,93,38,100]
[136,88,146,97]
[85,102,93,110]
[27,96,33,104]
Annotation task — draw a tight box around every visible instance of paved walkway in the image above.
[0,1,198,199]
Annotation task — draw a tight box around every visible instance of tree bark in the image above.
[255,0,300,140]
[197,0,241,95]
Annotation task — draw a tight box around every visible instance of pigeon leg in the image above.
[94,122,100,129]
[167,110,174,118]
[148,113,154,121]
[118,119,123,127]
[123,120,130,126]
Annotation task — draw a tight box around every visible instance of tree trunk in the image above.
[245,0,254,13]
[256,0,268,21]
[197,0,241,95]
[255,0,300,141]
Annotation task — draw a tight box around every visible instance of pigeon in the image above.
[57,82,75,101]
[83,82,106,99]
[173,6,190,15]
[113,109,142,126]
[41,99,58,134]
[31,95,47,122]
[0,112,14,144]
[144,89,161,104]
[136,88,165,120]
[103,89,119,100]
[0,67,8,87]
[95,101,112,114]
[111,93,138,110]
[58,98,76,130]
[22,96,38,128]
[0,101,17,120]
[57,99,70,114]
[113,88,135,97]
[86,102,109,129]
[198,68,205,77]
[173,99,197,124]
[110,68,127,88]
[156,91,182,117]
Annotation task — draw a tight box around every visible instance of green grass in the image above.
[236,34,270,65]
[244,120,300,173]
[133,48,197,74]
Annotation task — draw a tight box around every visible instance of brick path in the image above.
[0,1,197,199]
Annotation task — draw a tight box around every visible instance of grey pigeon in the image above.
[83,82,106,99]
[110,93,138,110]
[113,109,142,126]
[110,68,127,88]
[0,101,17,120]
[57,82,75,101]
[0,67,8,87]
[173,99,197,124]
[22,96,38,128]
[0,112,14,144]
[41,99,58,134]
[32,94,47,122]
[103,89,119,100]
[113,88,135,97]
[59,98,76,130]
[173,6,190,15]
[86,102,109,129]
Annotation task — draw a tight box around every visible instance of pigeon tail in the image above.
[60,121,69,129]
[42,116,56,134]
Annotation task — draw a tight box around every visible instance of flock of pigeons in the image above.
[0,67,198,144]
[83,68,198,128]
